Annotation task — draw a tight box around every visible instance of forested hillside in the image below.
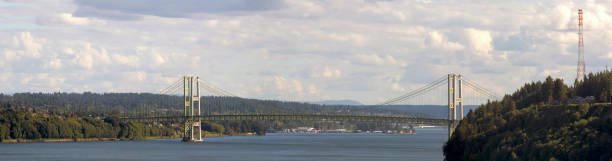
[0,93,428,118]
[0,109,178,142]
[382,105,479,119]
[444,70,612,161]
[0,109,267,142]
[0,91,431,142]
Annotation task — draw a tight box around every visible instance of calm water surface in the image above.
[0,128,447,161]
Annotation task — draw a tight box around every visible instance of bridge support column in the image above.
[457,75,463,120]
[448,74,463,138]
[183,76,191,141]
[448,74,455,138]
[183,76,203,142]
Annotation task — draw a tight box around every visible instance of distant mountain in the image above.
[312,100,363,105]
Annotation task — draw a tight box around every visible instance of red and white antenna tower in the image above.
[577,9,586,81]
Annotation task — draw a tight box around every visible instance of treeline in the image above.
[203,119,405,135]
[0,92,424,141]
[510,70,612,108]
[202,121,265,136]
[201,97,424,117]
[0,108,268,141]
[0,109,178,142]
[575,71,612,102]
[0,93,426,118]
[443,70,612,161]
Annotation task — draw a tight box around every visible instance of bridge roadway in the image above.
[120,114,448,125]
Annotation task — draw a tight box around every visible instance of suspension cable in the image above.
[199,79,238,97]
[462,79,500,100]
[378,75,447,105]
[159,78,183,94]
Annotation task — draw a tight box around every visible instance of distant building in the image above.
[567,96,596,104]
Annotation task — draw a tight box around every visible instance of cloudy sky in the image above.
[1,0,612,104]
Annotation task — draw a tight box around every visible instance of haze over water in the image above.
[0,128,447,161]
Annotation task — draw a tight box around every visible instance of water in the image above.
[0,128,447,161]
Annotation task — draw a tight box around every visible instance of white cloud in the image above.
[551,4,573,30]
[112,54,139,67]
[0,73,10,83]
[43,58,63,70]
[151,53,166,66]
[7,32,45,58]
[2,50,18,61]
[18,73,66,89]
[540,69,562,77]
[273,76,304,94]
[583,3,612,30]
[312,67,342,78]
[354,54,408,67]
[425,31,464,51]
[274,76,289,91]
[20,76,32,85]
[465,28,493,57]
[283,0,324,18]
[36,73,66,87]
[293,79,303,93]
[3,0,612,104]
[207,20,219,27]
[308,84,318,94]
[37,13,106,26]
[391,83,405,92]
[252,85,263,95]
[70,43,111,69]
[74,51,93,69]
[601,52,612,59]
[326,33,366,45]
[122,71,147,82]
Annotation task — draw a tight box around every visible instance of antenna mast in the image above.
[577,9,586,81]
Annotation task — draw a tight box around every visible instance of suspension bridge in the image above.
[120,74,498,142]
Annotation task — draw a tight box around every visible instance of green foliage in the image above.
[445,103,612,161]
[0,109,178,141]
[444,70,612,161]
[0,93,422,118]
[202,120,266,136]
[575,70,612,102]
[202,121,225,134]
[509,76,570,108]
[0,91,425,139]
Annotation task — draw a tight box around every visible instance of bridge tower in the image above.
[447,74,463,138]
[183,76,203,142]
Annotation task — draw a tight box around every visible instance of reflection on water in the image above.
[0,128,447,161]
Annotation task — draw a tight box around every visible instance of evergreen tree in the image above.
[444,70,612,161]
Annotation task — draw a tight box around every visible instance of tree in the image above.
[553,78,567,103]
[444,70,612,161]
[542,76,554,104]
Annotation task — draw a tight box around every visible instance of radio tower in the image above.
[577,9,586,81]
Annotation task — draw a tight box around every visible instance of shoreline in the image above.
[1,133,259,143]
[0,136,178,143]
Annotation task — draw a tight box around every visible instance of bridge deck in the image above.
[120,114,448,125]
